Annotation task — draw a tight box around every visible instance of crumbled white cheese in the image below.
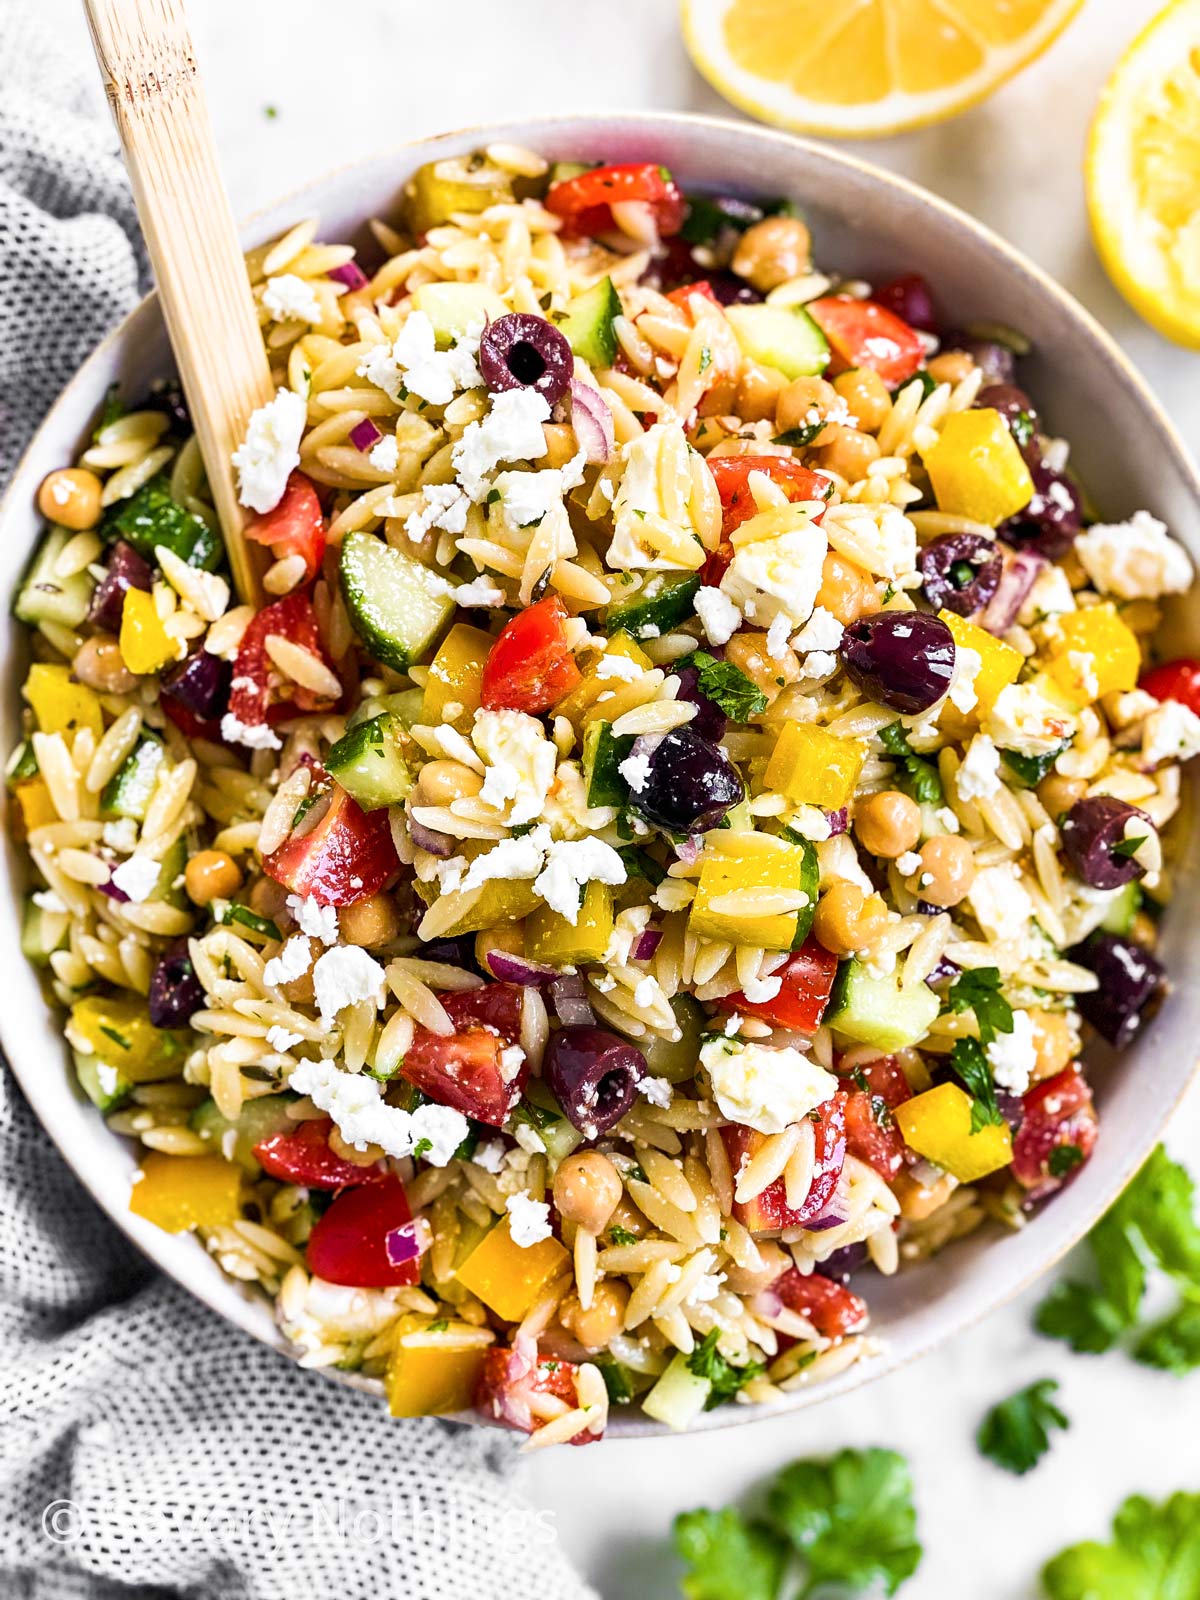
[640,1076,673,1109]
[311,945,385,1023]
[608,422,709,571]
[1019,563,1076,624]
[986,1008,1038,1096]
[287,893,339,946]
[453,389,550,501]
[109,854,161,904]
[368,435,399,473]
[946,645,982,715]
[956,733,1002,802]
[461,827,550,892]
[472,1138,507,1174]
[535,837,628,924]
[618,750,652,794]
[699,1037,838,1135]
[791,605,844,656]
[1075,510,1193,601]
[765,613,792,661]
[452,576,506,608]
[410,1101,471,1165]
[787,804,832,841]
[512,1122,546,1155]
[936,806,961,834]
[595,653,643,681]
[220,713,282,751]
[1141,699,1200,768]
[289,1057,464,1164]
[405,483,470,542]
[473,708,557,826]
[232,389,307,514]
[720,504,827,632]
[739,970,784,1004]
[494,452,586,528]
[265,1025,304,1053]
[895,851,922,876]
[31,888,69,914]
[360,310,482,408]
[694,585,742,647]
[988,682,1076,757]
[968,863,1034,946]
[262,274,322,325]
[100,819,138,855]
[263,935,313,988]
[505,1191,553,1247]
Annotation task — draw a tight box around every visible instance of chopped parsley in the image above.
[1112,835,1148,860]
[616,845,666,886]
[1001,744,1068,789]
[1049,1143,1085,1178]
[949,1038,1004,1132]
[944,966,1014,1046]
[977,1379,1069,1475]
[676,650,768,722]
[595,1355,636,1405]
[878,721,943,805]
[425,1317,449,1333]
[773,420,826,449]
[1042,1489,1200,1600]
[687,1330,765,1409]
[607,1224,639,1247]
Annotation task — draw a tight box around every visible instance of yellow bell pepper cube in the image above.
[893,1083,1013,1183]
[764,723,866,810]
[456,1216,568,1323]
[386,1323,489,1417]
[129,1152,242,1233]
[1046,604,1140,705]
[554,632,653,730]
[23,663,103,741]
[939,609,1022,717]
[526,882,614,967]
[13,777,59,833]
[422,623,495,731]
[923,409,1035,527]
[689,832,817,951]
[68,995,193,1083]
[119,588,177,676]
[426,877,542,940]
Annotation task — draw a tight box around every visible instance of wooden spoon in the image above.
[83,0,271,605]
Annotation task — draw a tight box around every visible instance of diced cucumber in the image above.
[73,1048,133,1113]
[21,895,68,964]
[101,475,222,571]
[605,573,700,640]
[13,527,94,628]
[826,959,940,1052]
[190,1092,299,1173]
[7,740,38,788]
[150,837,188,909]
[789,837,820,950]
[1101,881,1142,936]
[325,712,412,811]
[641,1352,711,1431]
[339,530,455,672]
[211,900,281,941]
[100,734,165,821]
[413,281,507,343]
[510,1079,582,1169]
[639,994,706,1084]
[582,720,634,808]
[725,304,830,380]
[547,160,592,186]
[556,276,621,369]
[345,688,425,732]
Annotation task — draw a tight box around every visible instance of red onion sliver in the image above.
[568,379,615,464]
[349,417,383,452]
[825,807,849,837]
[803,1213,848,1233]
[981,547,1046,636]
[633,930,663,961]
[409,817,456,858]
[385,1223,421,1266]
[99,878,130,905]
[550,975,595,1028]
[487,950,559,987]
[329,261,369,291]
[675,836,703,867]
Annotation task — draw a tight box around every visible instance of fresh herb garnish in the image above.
[949,1038,1004,1131]
[616,845,666,886]
[1009,409,1036,449]
[676,651,768,722]
[773,420,826,449]
[595,1355,636,1405]
[977,1379,1069,1475]
[878,721,943,804]
[1001,744,1068,789]
[425,1317,449,1333]
[1041,1490,1200,1599]
[1112,835,1148,860]
[412,1138,432,1160]
[1049,1143,1085,1178]
[675,1508,787,1600]
[687,1329,765,1409]
[607,1224,639,1247]
[93,383,126,442]
[944,966,1014,1046]
[510,1100,561,1132]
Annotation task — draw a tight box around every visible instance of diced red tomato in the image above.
[474,1341,598,1445]
[703,456,830,584]
[722,1092,848,1236]
[872,273,938,335]
[1140,658,1200,718]
[666,280,721,315]
[724,939,838,1033]
[545,161,686,240]
[479,596,582,716]
[773,1265,868,1339]
[401,983,528,1127]
[806,296,925,388]
[305,1177,420,1287]
[244,471,327,584]
[226,592,340,734]
[263,783,399,906]
[841,1056,912,1180]
[1011,1065,1098,1194]
[161,696,222,744]
[253,1116,388,1188]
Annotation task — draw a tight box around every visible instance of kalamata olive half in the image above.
[148,938,204,1029]
[629,728,744,834]
[1061,797,1154,890]
[840,612,956,714]
[939,333,1015,386]
[161,649,232,721]
[874,273,938,333]
[669,664,728,743]
[975,383,1039,459]
[87,539,153,633]
[999,462,1081,560]
[545,1026,646,1137]
[918,533,1002,617]
[478,313,573,405]
[1072,932,1165,1050]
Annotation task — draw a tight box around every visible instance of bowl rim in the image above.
[4,109,1199,1439]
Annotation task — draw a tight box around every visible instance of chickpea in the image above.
[855,790,922,859]
[722,1241,790,1297]
[541,422,580,468]
[815,551,878,626]
[417,759,483,806]
[475,924,525,977]
[916,834,975,908]
[724,630,800,702]
[926,350,976,386]
[832,368,892,435]
[814,425,881,483]
[731,214,812,293]
[560,1281,629,1350]
[249,875,287,920]
[774,374,840,439]
[1029,1009,1078,1082]
[37,467,103,531]
[892,1169,956,1221]
[1037,771,1086,820]
[735,361,786,424]
[340,891,401,948]
[552,1150,623,1233]
[72,635,138,695]
[184,848,242,906]
[812,882,889,957]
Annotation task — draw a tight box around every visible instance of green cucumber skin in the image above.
[190,1093,299,1173]
[13,528,94,628]
[827,959,940,1052]
[339,530,455,672]
[605,574,700,640]
[100,735,165,821]
[101,475,222,571]
[73,1049,133,1114]
[583,720,634,809]
[557,277,621,369]
[21,897,66,965]
[325,712,412,811]
[790,840,820,950]
[726,304,830,381]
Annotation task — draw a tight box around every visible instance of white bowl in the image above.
[4,113,1199,1436]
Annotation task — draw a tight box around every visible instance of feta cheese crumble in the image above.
[453,389,550,501]
[986,1008,1038,1096]
[368,435,400,473]
[1075,510,1193,601]
[535,837,628,924]
[505,1192,553,1247]
[263,935,313,988]
[618,749,652,794]
[311,945,386,1023]
[289,1058,466,1164]
[219,713,282,751]
[720,503,827,632]
[262,274,322,325]
[698,1037,838,1135]
[988,682,1075,757]
[233,389,307,514]
[694,585,742,647]
[287,893,339,946]
[265,1025,304,1053]
[474,708,558,826]
[967,863,1034,946]
[404,483,470,542]
[108,854,161,904]
[1141,699,1200,768]
[358,310,482,408]
[956,733,1002,802]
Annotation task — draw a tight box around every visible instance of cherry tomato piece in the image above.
[725,939,838,1033]
[666,280,722,315]
[479,596,582,715]
[401,983,528,1127]
[244,471,327,583]
[722,1092,848,1235]
[306,1177,420,1287]
[1140,658,1200,717]
[474,1345,598,1444]
[841,1056,912,1180]
[773,1265,869,1338]
[545,161,686,240]
[226,592,339,733]
[263,784,399,907]
[253,1116,388,1188]
[1011,1066,1098,1194]
[806,296,925,388]
[703,456,830,584]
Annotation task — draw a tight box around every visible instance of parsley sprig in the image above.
[878,721,943,805]
[943,968,1014,1131]
[977,1379,1069,1475]
[686,1330,764,1410]
[677,651,768,722]
[1042,1489,1200,1599]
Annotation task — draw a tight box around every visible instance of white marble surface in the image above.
[37,0,1200,1589]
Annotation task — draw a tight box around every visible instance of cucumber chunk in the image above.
[100,734,165,821]
[725,304,830,380]
[101,475,222,571]
[1101,881,1142,936]
[605,573,700,640]
[21,895,68,964]
[13,527,95,628]
[582,719,634,808]
[325,712,413,811]
[413,281,507,343]
[641,1352,711,1430]
[190,1092,300,1173]
[7,740,38,788]
[826,959,940,1052]
[556,276,621,369]
[73,1048,133,1114]
[639,995,707,1084]
[339,530,455,672]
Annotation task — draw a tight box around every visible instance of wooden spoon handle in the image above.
[83,0,270,605]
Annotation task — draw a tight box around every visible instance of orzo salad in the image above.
[11,148,1200,1444]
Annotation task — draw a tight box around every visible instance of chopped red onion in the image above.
[633,930,663,961]
[981,547,1046,635]
[98,876,130,904]
[803,1213,848,1233]
[550,974,595,1027]
[409,818,456,858]
[329,261,369,291]
[384,1223,421,1266]
[486,950,558,987]
[825,807,849,836]
[349,417,383,452]
[569,379,615,464]
[675,836,703,867]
